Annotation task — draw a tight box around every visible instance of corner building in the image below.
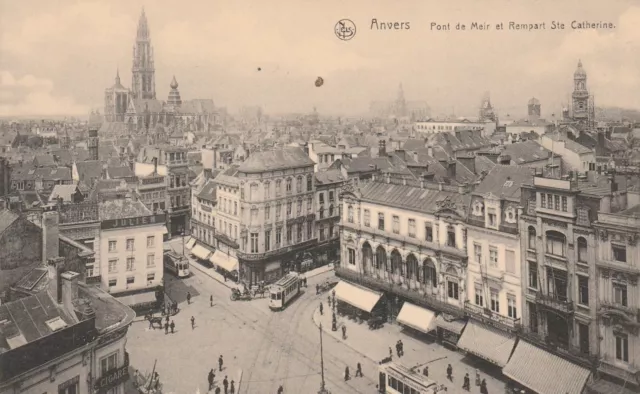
[233,148,317,285]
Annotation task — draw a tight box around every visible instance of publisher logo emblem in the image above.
[335,19,356,41]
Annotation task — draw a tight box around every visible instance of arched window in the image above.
[577,237,587,263]
[546,231,566,257]
[423,258,437,287]
[390,249,402,275]
[362,242,373,273]
[406,254,418,280]
[375,246,387,271]
[528,226,536,249]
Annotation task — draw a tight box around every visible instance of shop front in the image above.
[210,249,239,281]
[396,301,437,337]
[502,340,591,394]
[435,313,467,349]
[334,280,385,320]
[190,242,214,265]
[456,320,517,368]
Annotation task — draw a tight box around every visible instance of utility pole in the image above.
[318,323,331,394]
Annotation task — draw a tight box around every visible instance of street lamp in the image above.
[181,230,185,256]
[318,323,331,394]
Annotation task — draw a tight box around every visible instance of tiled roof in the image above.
[237,147,314,173]
[473,165,533,200]
[0,209,20,235]
[106,166,134,179]
[33,154,56,167]
[98,199,152,221]
[502,140,552,163]
[196,179,217,200]
[358,181,469,216]
[76,161,103,182]
[315,170,347,184]
[214,166,240,186]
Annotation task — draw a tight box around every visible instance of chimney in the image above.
[438,181,444,191]
[446,161,456,180]
[378,140,387,157]
[608,174,618,193]
[386,172,391,184]
[427,145,433,158]
[412,151,418,162]
[597,132,605,153]
[498,154,511,165]
[402,176,407,185]
[458,182,468,194]
[61,271,79,311]
[42,211,59,264]
[420,179,424,189]
[152,157,158,174]
[47,256,65,304]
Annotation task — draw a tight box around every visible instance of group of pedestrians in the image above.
[163,314,176,335]
[206,355,232,393]
[344,362,364,381]
[394,339,405,357]
[444,364,489,393]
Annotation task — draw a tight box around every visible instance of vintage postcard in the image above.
[0,1,639,394]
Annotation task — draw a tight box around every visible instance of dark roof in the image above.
[315,170,347,184]
[75,161,103,182]
[358,181,469,216]
[0,292,75,351]
[502,140,552,164]
[78,283,135,332]
[106,166,134,179]
[473,165,533,201]
[196,179,217,201]
[0,209,20,235]
[237,147,314,172]
[98,199,152,221]
[33,154,56,167]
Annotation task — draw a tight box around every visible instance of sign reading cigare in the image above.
[101,214,166,230]
[94,365,129,391]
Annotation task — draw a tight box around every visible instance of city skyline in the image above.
[0,0,639,118]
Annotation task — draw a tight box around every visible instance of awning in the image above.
[503,340,591,394]
[334,280,382,313]
[162,226,169,235]
[185,237,196,250]
[191,243,213,260]
[435,314,466,335]
[210,250,238,272]
[396,302,436,334]
[116,291,157,307]
[457,321,516,367]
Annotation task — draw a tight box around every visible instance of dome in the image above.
[170,76,179,90]
[574,60,586,77]
[528,97,540,105]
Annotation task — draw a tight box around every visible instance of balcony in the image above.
[535,292,574,315]
[335,266,464,318]
[237,237,318,261]
[464,301,520,331]
[86,275,101,285]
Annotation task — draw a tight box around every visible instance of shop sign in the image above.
[101,214,166,230]
[94,366,129,391]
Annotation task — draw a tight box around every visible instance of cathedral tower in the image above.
[395,83,407,117]
[571,60,589,121]
[132,8,156,100]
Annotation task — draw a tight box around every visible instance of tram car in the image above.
[269,272,301,311]
[378,362,442,394]
[163,250,190,278]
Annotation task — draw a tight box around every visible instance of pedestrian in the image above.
[395,342,400,357]
[164,321,169,335]
[344,366,350,381]
[215,386,221,394]
[187,292,191,305]
[446,363,453,382]
[423,366,429,377]
[218,355,224,371]
[191,316,195,330]
[355,362,363,377]
[316,283,320,295]
[170,320,175,334]
[208,369,215,390]
[148,316,154,330]
[389,347,393,359]
[277,385,284,394]
[165,314,170,324]
[224,272,228,282]
[342,324,347,339]
[230,380,235,394]
[223,376,229,394]
[480,379,488,394]
[327,295,331,305]
[463,372,470,391]
[319,302,323,316]
[210,295,214,307]
[475,369,480,386]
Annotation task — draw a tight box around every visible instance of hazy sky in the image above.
[0,0,638,117]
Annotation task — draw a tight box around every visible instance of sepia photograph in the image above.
[0,0,639,393]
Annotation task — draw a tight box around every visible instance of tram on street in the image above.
[163,250,190,278]
[378,362,443,394]
[269,272,301,311]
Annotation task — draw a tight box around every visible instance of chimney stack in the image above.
[47,257,65,304]
[61,271,79,311]
[42,211,59,264]
[427,145,433,157]
[378,140,387,157]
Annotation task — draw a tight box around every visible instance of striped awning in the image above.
[191,243,213,260]
[210,250,238,272]
[457,321,516,367]
[503,340,591,394]
[185,237,196,250]
[396,302,436,334]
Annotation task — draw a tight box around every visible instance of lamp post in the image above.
[318,323,331,394]
[181,230,185,256]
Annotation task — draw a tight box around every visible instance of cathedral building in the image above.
[103,8,218,135]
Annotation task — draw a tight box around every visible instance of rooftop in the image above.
[473,165,533,201]
[98,199,152,221]
[78,282,135,332]
[315,169,347,185]
[237,147,314,173]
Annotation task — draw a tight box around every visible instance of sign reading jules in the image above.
[94,365,129,392]
[101,214,166,230]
